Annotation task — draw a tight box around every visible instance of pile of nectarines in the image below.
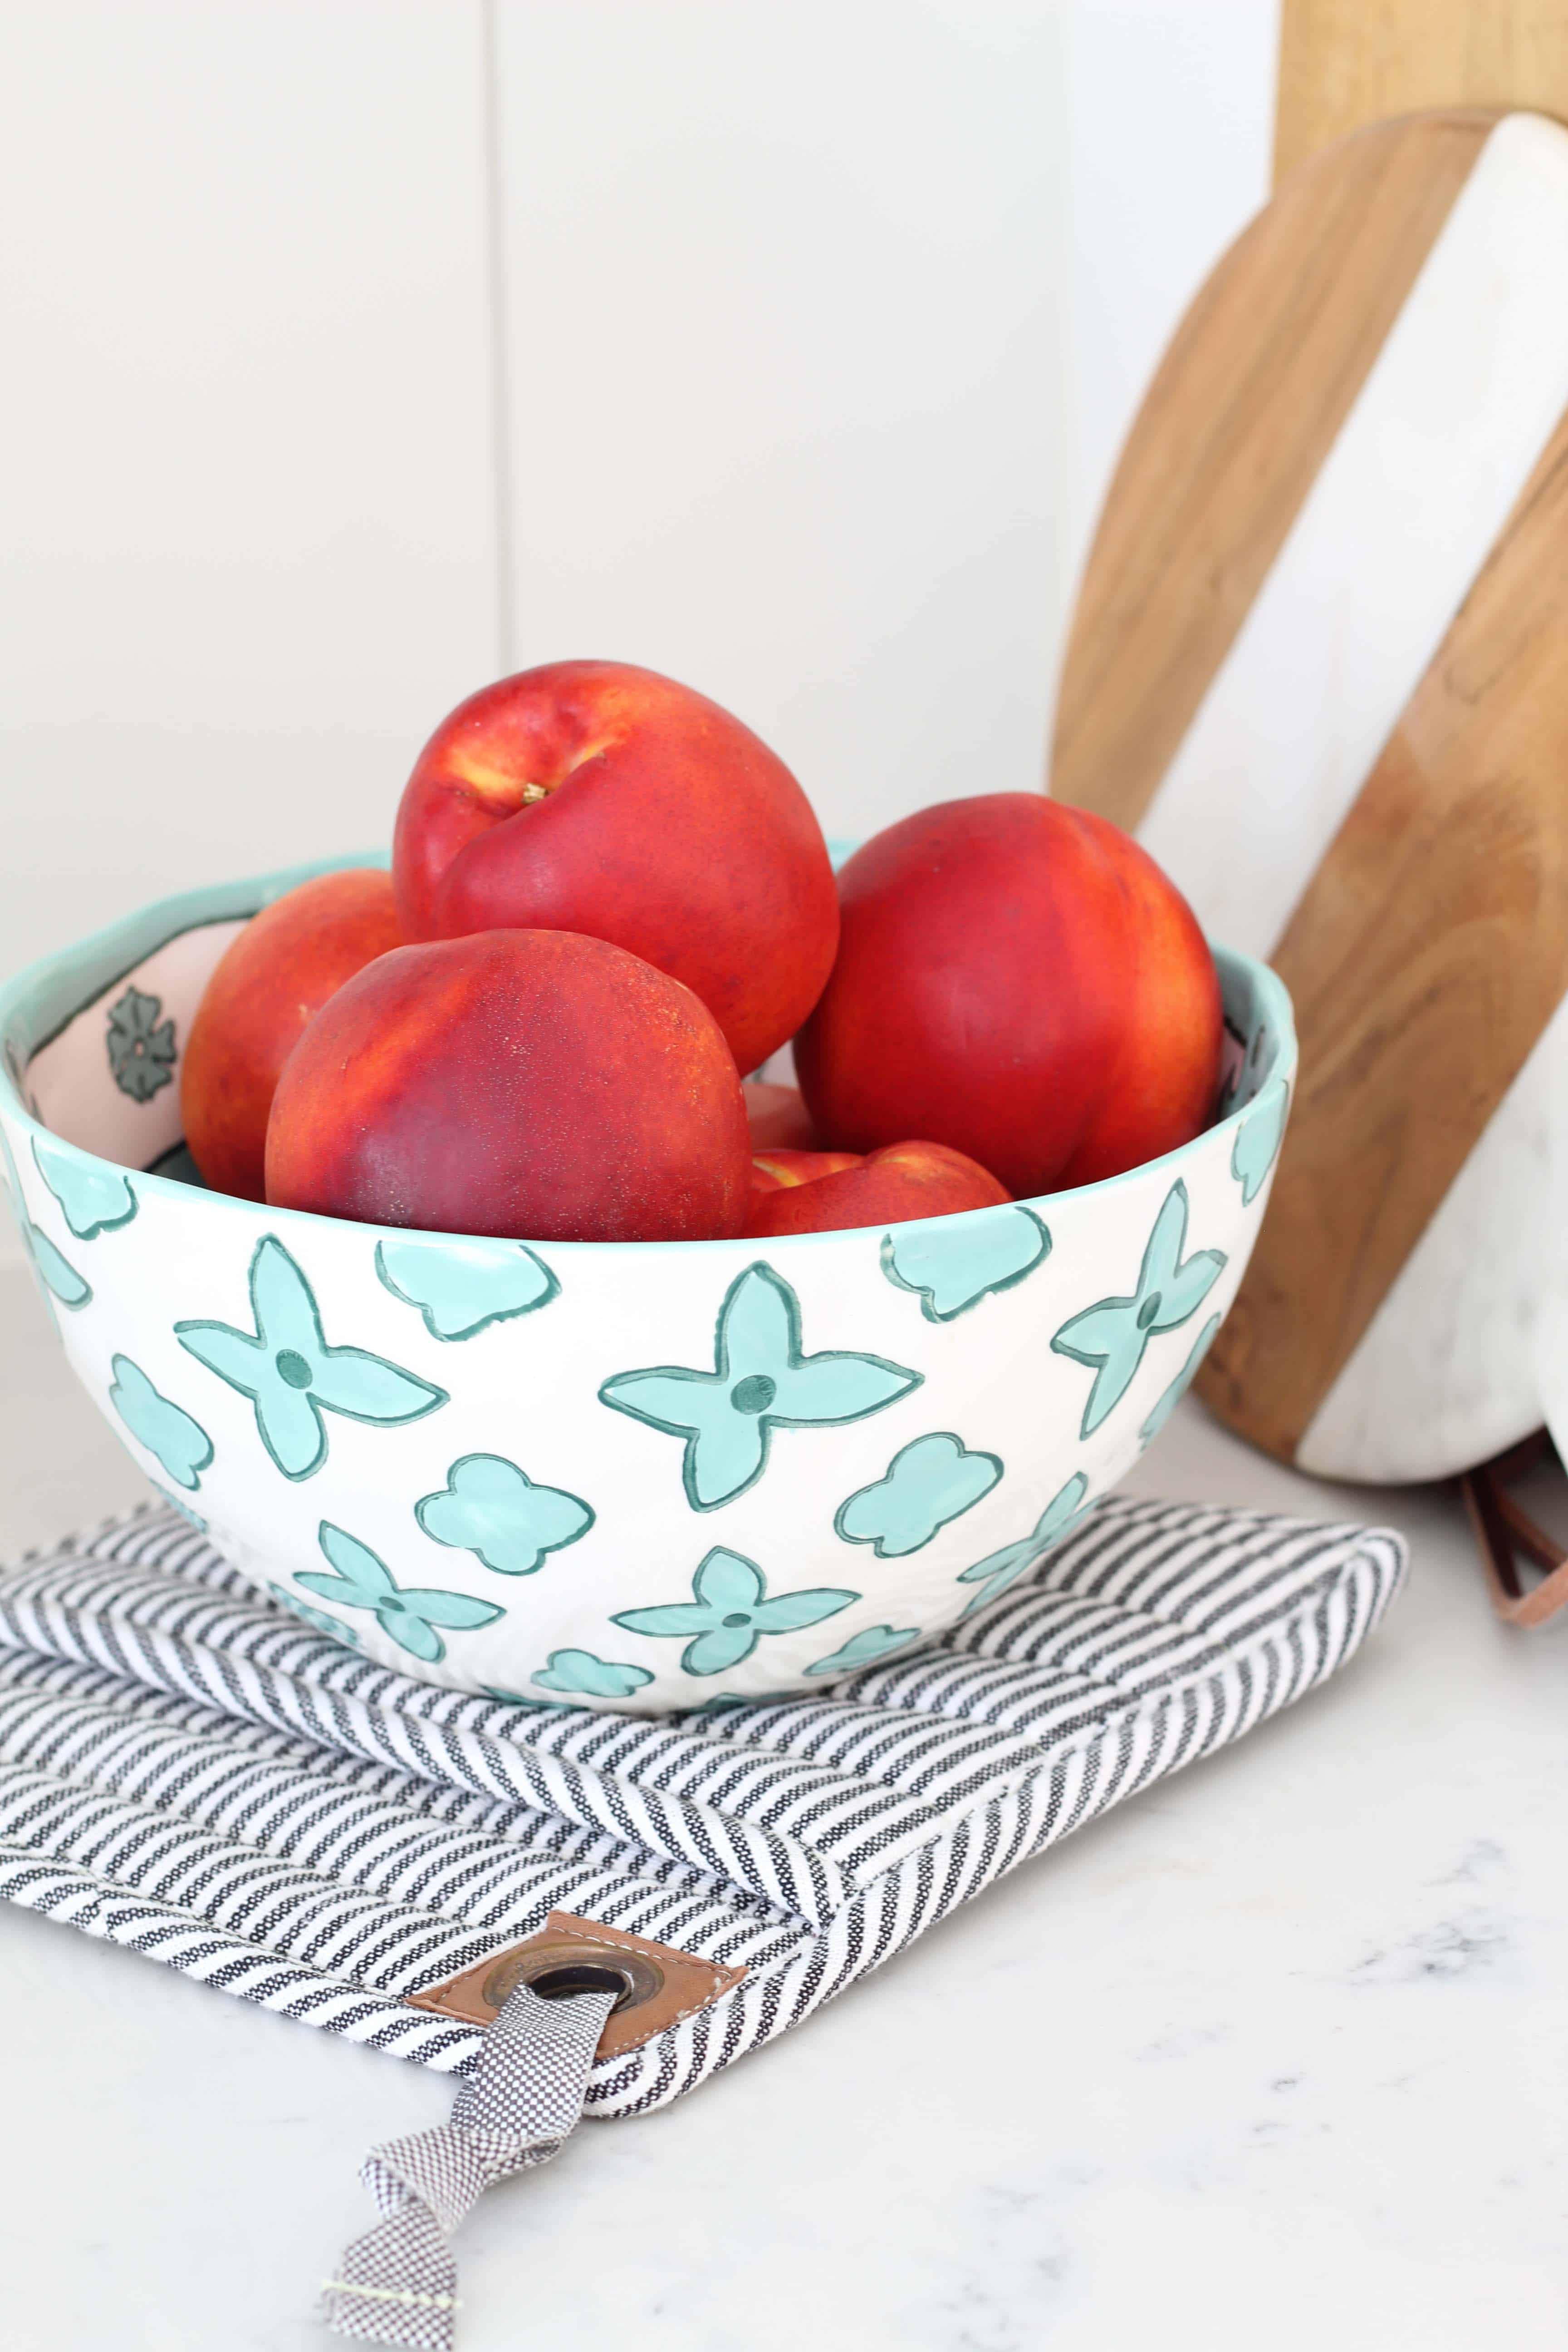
[181,660,1222,1242]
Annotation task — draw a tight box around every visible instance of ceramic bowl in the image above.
[0,855,1295,1714]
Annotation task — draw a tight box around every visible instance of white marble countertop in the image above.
[1,1253,1564,2351]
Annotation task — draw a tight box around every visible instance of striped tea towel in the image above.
[0,1491,1406,2117]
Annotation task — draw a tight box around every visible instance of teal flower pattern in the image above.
[881,1206,1051,1323]
[2,1129,85,1317]
[375,1236,559,1342]
[833,1432,1002,1558]
[1231,1077,1289,1205]
[1140,1313,1222,1446]
[108,1354,213,1492]
[32,1135,137,1239]
[416,1454,593,1577]
[613,1547,856,1677]
[25,1221,92,1309]
[1050,1182,1226,1438]
[176,1236,446,1481]
[599,1261,921,1511]
[295,1522,502,1665]
[532,1650,654,1700]
[957,1472,1091,1616]
[266,1582,362,1647]
[106,985,176,1103]
[1,1125,89,1308]
[804,1624,921,1677]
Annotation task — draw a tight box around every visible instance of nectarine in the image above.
[750,1147,861,1194]
[181,867,402,1201]
[265,928,751,1244]
[392,661,838,1074]
[795,796,1221,1197]
[745,1140,1009,1237]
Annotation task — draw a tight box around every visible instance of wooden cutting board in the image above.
[1050,107,1568,1485]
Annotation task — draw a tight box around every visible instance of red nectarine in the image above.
[265,928,751,1244]
[750,1147,861,1194]
[181,867,402,1201]
[392,661,838,1074]
[795,796,1220,1197]
[744,1140,1008,1237]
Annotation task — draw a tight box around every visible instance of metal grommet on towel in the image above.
[407,1909,749,2058]
[484,1942,662,2018]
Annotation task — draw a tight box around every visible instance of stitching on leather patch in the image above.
[406,1910,747,2058]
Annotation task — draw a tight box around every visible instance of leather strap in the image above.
[1459,1430,1568,1627]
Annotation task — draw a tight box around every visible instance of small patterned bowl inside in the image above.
[0,855,1295,1713]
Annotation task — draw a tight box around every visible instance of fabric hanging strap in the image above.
[322,1980,617,2350]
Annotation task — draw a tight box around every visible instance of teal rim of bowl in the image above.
[0,849,1298,1258]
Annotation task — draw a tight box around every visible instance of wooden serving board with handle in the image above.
[1050,107,1568,1487]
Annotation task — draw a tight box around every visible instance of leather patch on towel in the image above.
[407,1911,746,2057]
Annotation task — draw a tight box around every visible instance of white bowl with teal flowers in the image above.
[0,854,1295,1714]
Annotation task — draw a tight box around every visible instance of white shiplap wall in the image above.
[0,0,1275,1268]
[0,1,500,980]
[490,0,1073,843]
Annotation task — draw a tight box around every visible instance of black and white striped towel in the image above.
[0,1494,1406,2116]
